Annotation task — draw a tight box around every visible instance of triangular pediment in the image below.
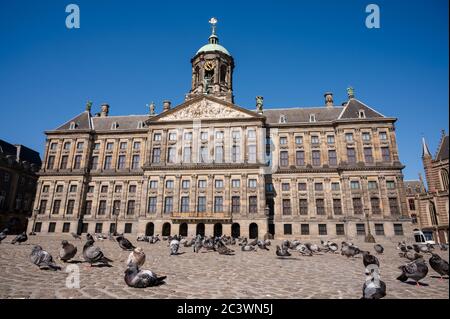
[148,96,262,122]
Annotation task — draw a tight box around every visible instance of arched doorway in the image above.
[179,223,188,237]
[196,223,205,237]
[162,222,171,236]
[145,222,154,236]
[249,223,258,239]
[214,223,222,237]
[231,223,240,238]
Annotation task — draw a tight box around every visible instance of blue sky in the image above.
[0,0,448,180]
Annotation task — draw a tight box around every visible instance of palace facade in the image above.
[27,21,413,240]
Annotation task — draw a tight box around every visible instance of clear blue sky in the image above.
[0,0,448,180]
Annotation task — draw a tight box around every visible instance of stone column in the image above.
[157,176,165,217]
[173,175,181,213]
[190,174,198,214]
[224,174,231,216]
[207,174,214,213]
[241,173,248,216]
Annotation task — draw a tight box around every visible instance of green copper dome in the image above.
[196,43,230,56]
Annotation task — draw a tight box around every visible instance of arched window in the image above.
[220,65,227,83]
[440,169,449,190]
[429,201,438,226]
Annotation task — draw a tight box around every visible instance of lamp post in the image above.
[364,208,375,243]
[29,208,38,235]
[114,210,119,236]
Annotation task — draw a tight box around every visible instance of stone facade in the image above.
[27,22,413,241]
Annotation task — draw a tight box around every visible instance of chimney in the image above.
[324,92,333,107]
[163,100,171,112]
[100,103,109,117]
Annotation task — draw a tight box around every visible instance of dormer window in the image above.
[69,122,77,130]
[309,114,316,123]
[358,109,366,118]
[137,121,144,129]
[111,122,119,130]
[279,115,287,123]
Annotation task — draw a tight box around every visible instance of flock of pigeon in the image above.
[0,227,449,297]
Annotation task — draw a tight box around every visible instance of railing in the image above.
[170,212,232,220]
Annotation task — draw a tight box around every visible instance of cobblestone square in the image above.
[0,235,448,299]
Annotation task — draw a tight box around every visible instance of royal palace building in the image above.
[27,21,413,240]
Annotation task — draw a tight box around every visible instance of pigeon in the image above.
[59,240,77,262]
[0,228,8,243]
[239,238,248,246]
[362,268,386,299]
[127,247,146,268]
[11,232,27,245]
[296,244,313,256]
[217,241,234,255]
[400,251,423,262]
[397,259,429,286]
[169,238,180,255]
[362,251,380,268]
[305,243,319,254]
[257,240,270,251]
[71,232,82,240]
[193,236,203,253]
[83,235,113,266]
[124,263,167,288]
[429,253,449,279]
[276,245,291,257]
[116,235,136,251]
[439,244,448,251]
[341,244,360,258]
[30,245,61,270]
[241,245,256,252]
[374,244,384,254]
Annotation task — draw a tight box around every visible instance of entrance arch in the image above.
[249,223,258,239]
[145,222,154,236]
[231,223,240,238]
[213,223,222,237]
[196,223,205,237]
[162,222,171,236]
[179,223,188,237]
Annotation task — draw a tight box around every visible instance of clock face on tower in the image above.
[204,60,215,71]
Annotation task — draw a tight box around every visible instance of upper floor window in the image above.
[167,147,176,163]
[106,142,114,150]
[331,182,340,191]
[328,150,337,166]
[198,180,207,188]
[182,180,190,189]
[111,122,119,130]
[137,121,144,129]
[345,133,354,142]
[215,146,224,163]
[311,136,320,145]
[358,110,366,118]
[347,148,356,164]
[56,185,64,193]
[314,183,323,191]
[153,133,162,141]
[295,136,303,145]
[215,131,224,139]
[247,129,256,138]
[133,141,141,150]
[280,137,288,145]
[350,181,360,190]
[165,180,174,189]
[281,183,290,191]
[149,181,158,189]
[69,122,77,130]
[94,143,100,150]
[129,185,137,193]
[232,179,240,188]
[386,180,396,189]
[362,132,371,141]
[119,142,127,150]
[248,145,256,163]
[152,148,161,164]
[440,169,449,190]
[368,181,378,190]
[327,135,335,144]
[232,131,240,140]
[131,155,140,169]
[50,143,58,150]
[379,131,388,141]
[248,179,257,188]
[200,132,208,140]
[168,132,177,141]
[184,132,192,140]
[312,150,321,166]
[280,151,289,167]
[309,114,316,122]
[76,142,84,150]
[279,115,287,123]
[381,147,391,162]
[298,182,307,191]
[63,142,71,150]
[215,179,224,188]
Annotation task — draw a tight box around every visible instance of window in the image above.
[215,179,224,188]
[42,185,49,193]
[318,224,327,235]
[381,147,391,162]
[60,156,68,169]
[368,181,378,190]
[124,223,133,234]
[358,110,366,118]
[375,224,385,235]
[299,199,308,215]
[282,199,291,215]
[184,132,192,140]
[200,146,208,163]
[314,183,323,191]
[94,143,100,150]
[131,155,140,170]
[247,129,256,138]
[168,132,177,141]
[284,224,292,235]
[371,197,381,214]
[345,133,354,142]
[63,142,71,150]
[266,183,274,192]
[362,132,371,141]
[328,150,337,166]
[295,136,303,145]
[77,142,84,150]
[152,148,161,163]
[411,214,418,224]
[309,114,316,122]
[312,150,321,166]
[279,115,287,123]
[98,200,107,215]
[106,142,114,150]
[389,197,399,215]
[301,224,310,235]
[101,185,108,193]
[280,137,288,145]
[198,180,207,188]
[129,185,136,193]
[112,200,120,216]
[347,148,356,164]
[104,156,112,169]
[215,131,224,139]
[47,156,55,169]
[331,182,340,191]
[48,222,56,233]
[39,200,47,214]
[298,183,307,191]
[183,147,191,163]
[394,224,404,236]
[180,197,189,213]
[248,145,256,163]
[336,224,345,236]
[353,198,363,214]
[333,199,342,215]
[364,148,373,163]
[350,181,360,190]
[232,145,240,162]
[249,196,258,213]
[281,183,290,191]
[182,180,190,189]
[153,133,162,141]
[408,198,416,211]
[231,179,240,188]
[34,222,42,233]
[379,132,387,140]
[232,131,240,140]
[311,135,319,145]
[280,151,289,167]
[214,196,223,213]
[148,197,157,214]
[165,180,174,189]
[95,223,103,234]
[52,200,61,214]
[296,151,305,166]
[215,146,224,163]
[69,185,77,193]
[316,199,325,215]
[149,181,158,189]
[440,169,449,190]
[91,156,99,170]
[198,131,208,141]
[133,141,141,150]
[327,135,335,144]
[386,180,396,189]
[167,148,176,163]
[56,185,63,193]
[117,155,126,169]
[232,196,240,213]
[111,122,118,130]
[164,197,173,214]
[50,143,57,150]
[356,224,366,235]
[120,142,127,150]
[84,201,92,215]
[62,223,71,233]
[197,197,206,213]
[248,179,257,188]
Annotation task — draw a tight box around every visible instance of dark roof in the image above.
[55,111,92,130]
[264,107,343,124]
[92,115,149,131]
[436,135,449,161]
[0,139,17,156]
[339,98,385,119]
[404,180,424,195]
[15,145,41,166]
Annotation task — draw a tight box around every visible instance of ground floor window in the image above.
[48,222,56,233]
[301,224,309,235]
[95,223,103,233]
[124,223,133,234]
[62,223,70,233]
[318,224,327,235]
[356,223,366,235]
[284,224,292,235]
[34,222,42,233]
[81,223,88,233]
[375,223,385,235]
[336,224,345,235]
[110,223,116,234]
[394,224,404,236]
